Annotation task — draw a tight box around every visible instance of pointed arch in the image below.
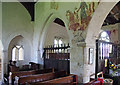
[38,13,72,58]
[86,1,119,44]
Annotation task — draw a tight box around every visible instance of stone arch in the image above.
[3,31,32,74]
[7,34,32,61]
[8,35,24,61]
[86,1,119,43]
[5,31,32,50]
[38,13,73,59]
[83,1,119,83]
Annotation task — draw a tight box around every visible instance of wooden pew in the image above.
[29,62,40,70]
[17,71,68,85]
[8,60,19,74]
[8,65,19,72]
[30,74,77,85]
[9,68,54,84]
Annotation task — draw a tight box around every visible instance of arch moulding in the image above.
[38,12,73,54]
[86,1,119,44]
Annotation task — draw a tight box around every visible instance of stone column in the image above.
[83,42,96,83]
[70,42,86,83]
[0,50,2,82]
[70,41,96,83]
[3,50,8,75]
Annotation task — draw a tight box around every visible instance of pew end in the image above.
[8,72,12,84]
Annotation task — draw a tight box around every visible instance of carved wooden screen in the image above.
[96,40,118,77]
[43,43,70,73]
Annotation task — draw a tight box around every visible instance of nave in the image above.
[1,1,120,85]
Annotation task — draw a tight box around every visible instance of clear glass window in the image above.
[99,31,111,59]
[12,45,24,61]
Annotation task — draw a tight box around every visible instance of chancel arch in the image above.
[38,13,71,57]
[38,13,71,72]
[38,13,72,51]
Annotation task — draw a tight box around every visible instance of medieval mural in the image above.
[51,2,58,10]
[66,2,99,43]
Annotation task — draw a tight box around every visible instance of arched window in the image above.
[54,37,63,47]
[99,31,110,42]
[59,39,63,46]
[54,39,58,47]
[12,45,24,61]
[19,47,24,60]
[54,37,63,52]
[98,31,112,59]
[12,47,17,61]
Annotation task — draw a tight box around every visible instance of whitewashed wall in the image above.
[8,35,31,68]
[1,1,120,83]
[44,22,69,47]
[2,2,34,74]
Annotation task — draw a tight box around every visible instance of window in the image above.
[54,37,63,47]
[99,31,110,42]
[54,39,58,47]
[54,37,63,52]
[12,47,17,61]
[59,39,63,45]
[12,45,24,61]
[98,31,111,59]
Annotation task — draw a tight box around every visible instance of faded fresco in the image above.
[66,2,99,43]
[51,2,58,10]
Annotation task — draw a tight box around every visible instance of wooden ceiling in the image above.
[103,2,120,26]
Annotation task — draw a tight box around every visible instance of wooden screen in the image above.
[43,43,70,73]
[96,40,118,77]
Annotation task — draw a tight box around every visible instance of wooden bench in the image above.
[9,68,54,84]
[29,62,40,70]
[30,74,77,85]
[8,65,19,72]
[17,70,67,85]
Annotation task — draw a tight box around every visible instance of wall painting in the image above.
[51,2,58,10]
[66,1,99,43]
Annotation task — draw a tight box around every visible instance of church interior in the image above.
[0,0,120,85]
